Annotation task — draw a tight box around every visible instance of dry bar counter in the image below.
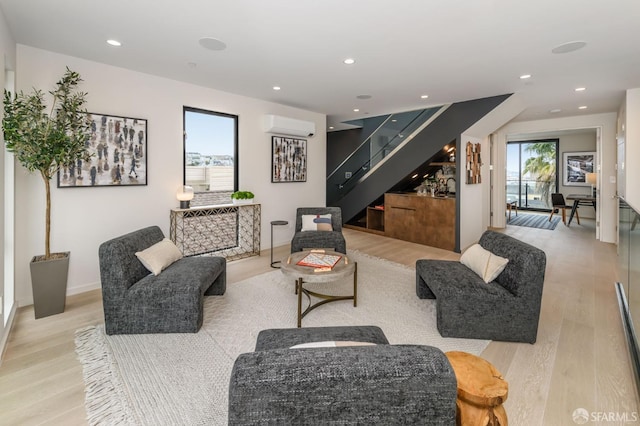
[384,192,455,251]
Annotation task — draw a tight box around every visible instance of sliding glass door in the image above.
[506,139,558,211]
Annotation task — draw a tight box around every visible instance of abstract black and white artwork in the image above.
[562,151,595,186]
[272,136,307,183]
[58,113,147,187]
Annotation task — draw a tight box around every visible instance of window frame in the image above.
[182,106,239,192]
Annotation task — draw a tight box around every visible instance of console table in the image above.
[170,203,261,261]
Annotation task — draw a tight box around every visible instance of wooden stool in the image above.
[445,351,508,426]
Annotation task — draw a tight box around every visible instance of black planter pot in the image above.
[29,252,70,319]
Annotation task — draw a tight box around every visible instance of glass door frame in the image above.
[506,139,559,212]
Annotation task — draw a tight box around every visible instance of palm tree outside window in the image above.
[506,139,559,211]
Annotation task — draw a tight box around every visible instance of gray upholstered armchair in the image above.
[98,226,226,334]
[416,230,546,344]
[228,326,457,425]
[290,207,347,253]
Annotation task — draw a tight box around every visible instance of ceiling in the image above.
[1,0,639,130]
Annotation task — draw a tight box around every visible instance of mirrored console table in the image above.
[170,203,261,261]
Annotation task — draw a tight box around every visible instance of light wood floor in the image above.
[1,219,638,425]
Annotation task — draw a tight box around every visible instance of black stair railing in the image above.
[327,106,442,205]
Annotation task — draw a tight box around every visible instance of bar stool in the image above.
[270,220,288,268]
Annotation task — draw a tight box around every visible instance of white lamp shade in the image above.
[586,173,597,186]
[176,185,194,201]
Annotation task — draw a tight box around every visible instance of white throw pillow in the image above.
[290,341,377,349]
[460,243,509,283]
[301,214,333,231]
[135,238,184,276]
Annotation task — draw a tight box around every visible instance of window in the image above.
[183,107,238,193]
[506,139,558,211]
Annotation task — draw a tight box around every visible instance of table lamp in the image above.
[176,185,194,209]
[586,173,597,197]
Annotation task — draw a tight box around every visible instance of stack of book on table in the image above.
[296,252,342,269]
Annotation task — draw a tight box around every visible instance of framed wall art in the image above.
[272,136,307,182]
[58,113,147,187]
[562,151,595,186]
[466,141,481,184]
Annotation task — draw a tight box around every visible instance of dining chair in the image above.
[549,193,579,225]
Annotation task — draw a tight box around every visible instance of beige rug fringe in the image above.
[75,326,137,426]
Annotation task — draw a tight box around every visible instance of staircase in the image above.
[327,94,512,223]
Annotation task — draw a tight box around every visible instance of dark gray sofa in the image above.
[228,326,457,425]
[98,225,226,335]
[416,230,546,344]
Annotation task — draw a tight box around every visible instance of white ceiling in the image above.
[1,0,639,130]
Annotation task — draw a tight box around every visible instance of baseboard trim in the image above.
[615,281,640,400]
[68,281,101,296]
[0,303,17,366]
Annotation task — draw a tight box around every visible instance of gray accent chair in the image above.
[98,225,226,335]
[416,230,546,344]
[228,326,457,425]
[290,207,347,253]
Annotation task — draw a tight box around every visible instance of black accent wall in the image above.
[328,94,511,230]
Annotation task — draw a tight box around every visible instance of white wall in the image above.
[14,45,326,306]
[617,98,626,201]
[459,134,488,250]
[0,7,17,354]
[625,88,640,211]
[458,93,526,248]
[493,112,617,243]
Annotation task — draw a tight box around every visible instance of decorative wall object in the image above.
[272,136,307,182]
[466,142,481,184]
[562,151,595,186]
[58,113,147,187]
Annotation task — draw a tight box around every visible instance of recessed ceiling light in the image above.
[329,126,334,130]
[198,37,227,51]
[575,87,586,92]
[552,41,587,54]
[272,86,281,91]
[343,58,355,65]
[420,94,429,99]
[579,105,588,110]
[549,108,562,114]
[106,39,121,47]
[353,108,360,112]
[411,173,419,179]
[391,119,397,122]
[520,74,531,79]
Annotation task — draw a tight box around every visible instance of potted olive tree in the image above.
[2,67,92,318]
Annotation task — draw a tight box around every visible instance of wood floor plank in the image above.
[0,219,638,425]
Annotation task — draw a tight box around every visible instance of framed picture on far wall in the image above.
[272,136,307,182]
[562,151,595,186]
[57,113,147,187]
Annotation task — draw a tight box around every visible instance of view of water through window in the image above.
[506,140,558,211]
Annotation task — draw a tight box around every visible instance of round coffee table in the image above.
[281,250,357,327]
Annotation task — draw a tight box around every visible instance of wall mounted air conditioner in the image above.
[263,114,316,138]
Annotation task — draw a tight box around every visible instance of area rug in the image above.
[508,212,560,230]
[75,250,489,425]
